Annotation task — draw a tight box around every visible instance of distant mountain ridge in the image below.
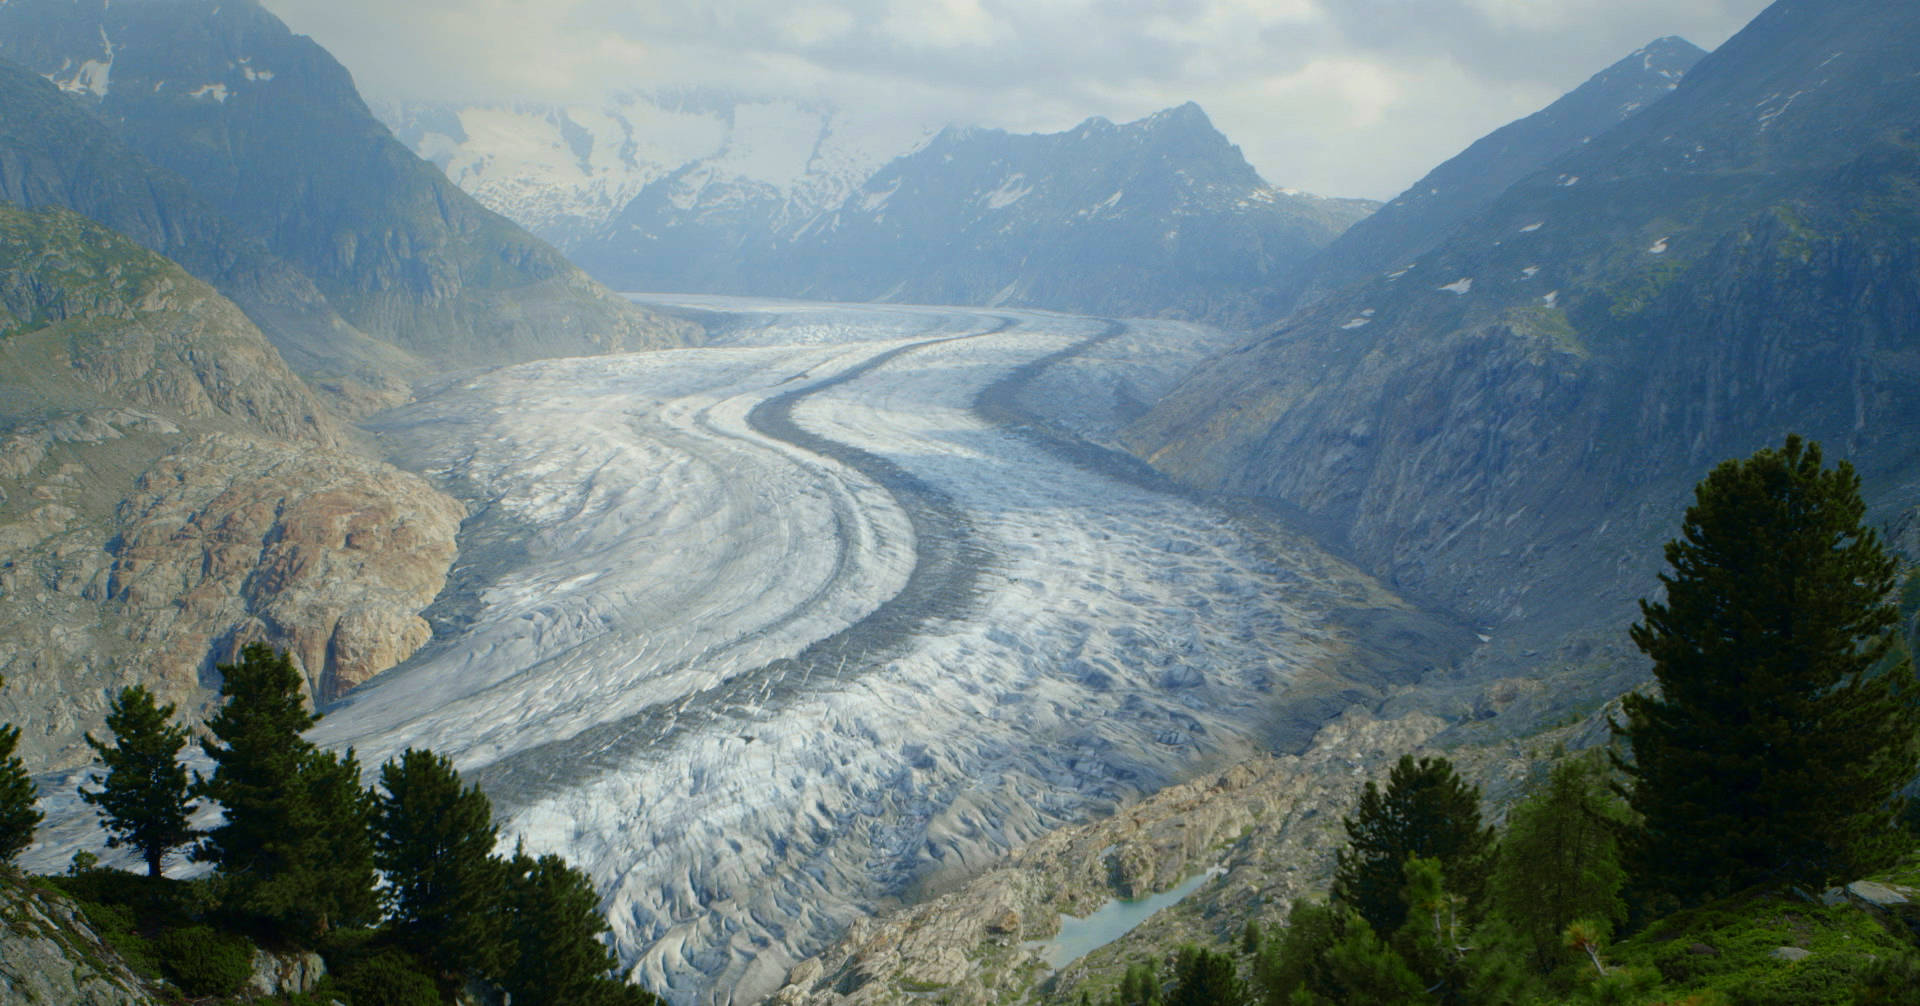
[569,103,1376,324]
[379,92,921,266]
[1126,0,1920,720]
[0,0,692,396]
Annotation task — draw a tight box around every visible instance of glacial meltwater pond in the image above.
[1026,867,1225,970]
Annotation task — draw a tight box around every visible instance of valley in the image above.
[290,298,1457,1003]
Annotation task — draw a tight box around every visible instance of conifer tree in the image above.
[1488,753,1628,971]
[1165,945,1247,1006]
[0,719,40,865]
[1616,435,1920,901]
[374,748,507,979]
[196,643,375,938]
[502,849,631,1006]
[1332,755,1493,935]
[80,685,196,877]
[1316,908,1430,1006]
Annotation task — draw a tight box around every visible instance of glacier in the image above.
[28,298,1431,1004]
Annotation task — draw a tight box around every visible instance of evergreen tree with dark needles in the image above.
[1614,435,1920,902]
[80,684,196,877]
[1331,754,1493,936]
[196,643,375,938]
[0,716,40,866]
[374,747,508,980]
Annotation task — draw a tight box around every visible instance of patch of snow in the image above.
[860,178,901,214]
[1340,318,1371,330]
[1649,236,1669,254]
[712,100,821,186]
[1386,266,1412,280]
[1557,175,1580,187]
[1521,266,1540,278]
[981,173,1033,211]
[1360,308,1375,317]
[1438,278,1473,295]
[188,83,230,103]
[1543,291,1559,307]
[1756,90,1806,131]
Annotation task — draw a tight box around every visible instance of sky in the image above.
[258,0,1774,200]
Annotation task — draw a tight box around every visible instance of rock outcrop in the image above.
[0,205,461,770]
[0,879,159,1006]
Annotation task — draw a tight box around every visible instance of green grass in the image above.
[1595,862,1920,1006]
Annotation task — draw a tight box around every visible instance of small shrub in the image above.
[154,924,253,997]
[327,944,442,1006]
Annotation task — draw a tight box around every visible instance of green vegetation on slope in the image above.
[1080,436,1920,1006]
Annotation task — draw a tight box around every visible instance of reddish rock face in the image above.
[108,434,464,705]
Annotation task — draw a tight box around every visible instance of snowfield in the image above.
[36,299,1422,1004]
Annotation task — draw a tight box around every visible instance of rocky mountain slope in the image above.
[1125,0,1920,719]
[381,92,920,272]
[0,60,416,411]
[1290,35,1706,309]
[0,204,462,770]
[0,0,692,390]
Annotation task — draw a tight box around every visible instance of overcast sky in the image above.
[259,0,1773,200]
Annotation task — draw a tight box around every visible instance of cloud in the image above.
[259,0,1771,199]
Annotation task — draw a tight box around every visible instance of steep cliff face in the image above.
[0,206,461,769]
[0,0,695,375]
[1126,0,1920,701]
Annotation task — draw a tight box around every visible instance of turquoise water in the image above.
[1026,867,1223,970]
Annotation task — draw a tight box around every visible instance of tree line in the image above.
[1088,436,1920,1005]
[0,643,660,1006]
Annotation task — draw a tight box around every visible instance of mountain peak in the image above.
[1135,101,1218,137]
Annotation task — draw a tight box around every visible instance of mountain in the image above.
[573,104,1373,323]
[1291,35,1706,308]
[0,59,418,408]
[1125,0,1920,716]
[391,96,1369,323]
[0,204,464,769]
[0,0,692,380]
[380,92,919,270]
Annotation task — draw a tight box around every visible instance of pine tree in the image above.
[1166,945,1248,1006]
[374,748,507,979]
[0,719,41,865]
[1332,755,1494,935]
[1488,753,1629,972]
[196,643,375,938]
[80,685,196,877]
[1254,900,1337,1006]
[1615,435,1920,901]
[502,849,624,1006]
[1317,908,1430,1006]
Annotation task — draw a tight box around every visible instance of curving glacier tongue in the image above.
[312,299,1408,1003]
